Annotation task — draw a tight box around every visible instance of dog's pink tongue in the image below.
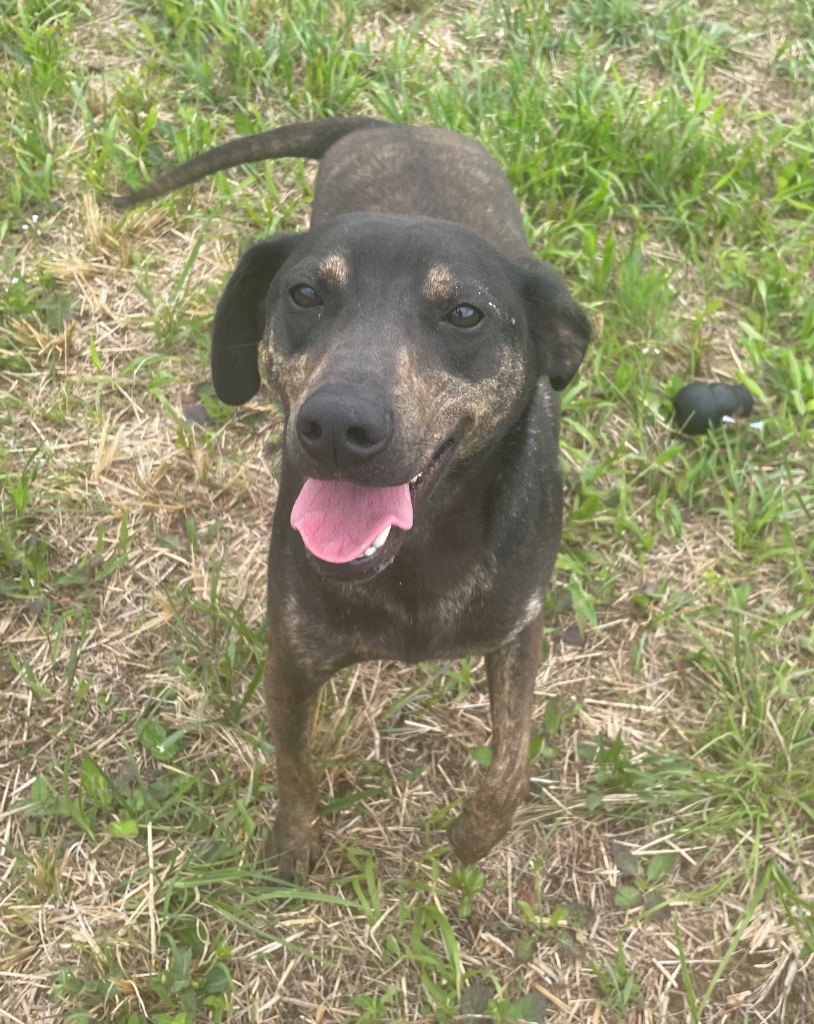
[290,478,413,563]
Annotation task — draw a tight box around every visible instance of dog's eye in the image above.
[290,284,323,308]
[444,304,483,328]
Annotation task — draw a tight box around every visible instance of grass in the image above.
[1,0,813,1020]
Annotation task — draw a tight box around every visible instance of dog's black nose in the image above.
[296,385,393,470]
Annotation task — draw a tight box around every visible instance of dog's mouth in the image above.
[290,438,457,579]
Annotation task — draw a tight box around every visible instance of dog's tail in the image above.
[111,116,388,209]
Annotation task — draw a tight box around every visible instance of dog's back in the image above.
[113,118,529,259]
[309,125,530,260]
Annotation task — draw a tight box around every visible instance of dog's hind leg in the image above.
[263,638,324,880]
[448,612,543,863]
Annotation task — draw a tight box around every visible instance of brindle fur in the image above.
[115,119,591,878]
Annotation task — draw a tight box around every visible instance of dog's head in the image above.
[212,213,590,578]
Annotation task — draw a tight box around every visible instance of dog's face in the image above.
[212,213,589,579]
[264,215,538,476]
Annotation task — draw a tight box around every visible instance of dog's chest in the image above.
[282,559,542,674]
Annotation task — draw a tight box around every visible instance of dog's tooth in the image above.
[372,526,391,549]
[364,545,376,557]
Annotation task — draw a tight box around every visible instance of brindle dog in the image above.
[115,117,591,879]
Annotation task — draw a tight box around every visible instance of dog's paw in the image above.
[264,818,321,882]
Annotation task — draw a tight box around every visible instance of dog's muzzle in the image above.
[296,383,394,473]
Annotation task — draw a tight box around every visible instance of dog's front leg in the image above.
[449,612,543,862]
[263,635,325,880]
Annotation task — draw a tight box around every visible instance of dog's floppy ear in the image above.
[517,259,591,391]
[212,234,302,405]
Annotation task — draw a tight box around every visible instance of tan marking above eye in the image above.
[423,264,455,303]
[316,252,350,287]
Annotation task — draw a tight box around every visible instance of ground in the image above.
[1,0,813,1022]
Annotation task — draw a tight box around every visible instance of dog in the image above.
[115,117,591,878]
